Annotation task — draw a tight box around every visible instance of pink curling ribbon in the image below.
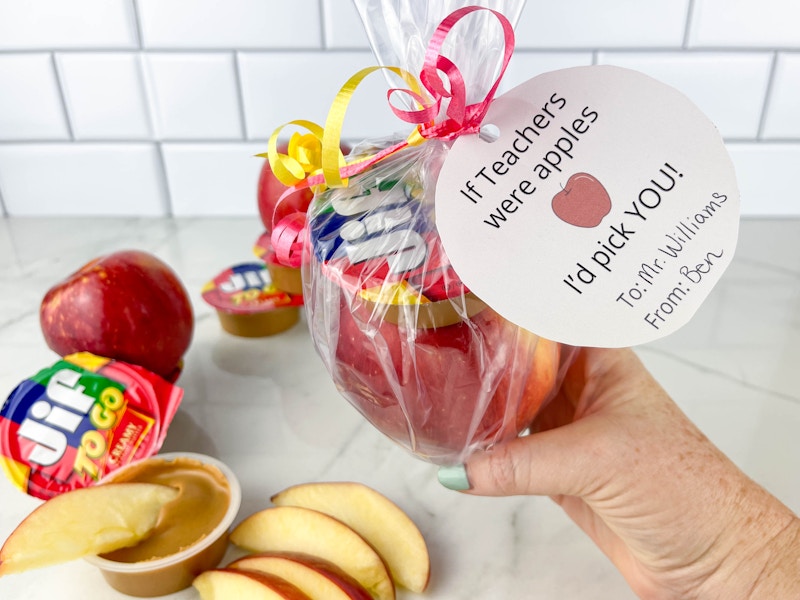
[269,5,516,267]
[271,211,307,268]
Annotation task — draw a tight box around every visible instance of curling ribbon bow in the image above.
[266,5,515,267]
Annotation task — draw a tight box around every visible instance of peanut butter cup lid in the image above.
[0,353,183,499]
[202,262,302,315]
[307,172,485,328]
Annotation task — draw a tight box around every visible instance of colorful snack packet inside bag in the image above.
[265,2,577,466]
[1,352,183,499]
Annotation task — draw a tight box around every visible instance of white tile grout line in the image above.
[3,44,798,54]
[757,52,780,141]
[135,52,157,140]
[682,0,696,50]
[132,38,174,215]
[0,175,7,216]
[1,47,796,56]
[232,52,249,140]
[153,141,173,217]
[1,137,798,146]
[131,0,145,50]
[318,0,329,49]
[50,52,75,141]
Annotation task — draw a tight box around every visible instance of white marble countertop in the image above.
[1,216,798,599]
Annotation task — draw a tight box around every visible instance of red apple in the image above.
[323,290,561,464]
[305,159,562,464]
[552,172,612,228]
[39,250,194,381]
[258,142,350,233]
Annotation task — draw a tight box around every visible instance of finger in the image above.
[459,418,601,497]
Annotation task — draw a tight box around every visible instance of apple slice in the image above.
[193,568,311,599]
[228,552,372,600]
[0,482,178,576]
[271,482,430,592]
[230,506,394,600]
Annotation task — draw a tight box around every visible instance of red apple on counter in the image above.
[326,292,561,464]
[258,142,350,233]
[552,172,612,228]
[40,250,194,381]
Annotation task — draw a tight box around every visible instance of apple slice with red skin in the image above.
[0,482,179,576]
[230,506,394,600]
[39,249,194,381]
[193,568,311,600]
[228,552,372,600]
[551,172,612,228]
[270,482,430,592]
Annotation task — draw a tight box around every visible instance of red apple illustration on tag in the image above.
[552,172,612,228]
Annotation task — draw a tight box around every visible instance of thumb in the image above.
[440,420,599,497]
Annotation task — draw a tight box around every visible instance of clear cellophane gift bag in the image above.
[270,2,577,466]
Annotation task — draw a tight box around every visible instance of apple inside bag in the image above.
[303,139,574,465]
[285,1,578,464]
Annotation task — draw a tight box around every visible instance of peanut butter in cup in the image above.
[254,232,305,296]
[201,262,302,337]
[266,255,304,296]
[86,453,241,597]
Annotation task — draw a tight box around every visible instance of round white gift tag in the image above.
[435,65,740,347]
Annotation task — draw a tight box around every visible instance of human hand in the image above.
[439,347,800,599]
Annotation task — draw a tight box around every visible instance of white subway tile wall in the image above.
[514,0,691,48]
[0,0,138,50]
[0,144,167,215]
[763,53,800,139]
[56,53,152,140]
[595,52,773,139]
[238,51,401,141]
[0,54,70,140]
[0,0,797,217]
[136,0,323,49]
[689,0,800,47]
[144,52,243,139]
[161,143,265,215]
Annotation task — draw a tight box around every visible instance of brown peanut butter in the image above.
[100,457,231,563]
[215,305,299,337]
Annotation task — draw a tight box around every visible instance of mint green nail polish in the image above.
[438,464,470,491]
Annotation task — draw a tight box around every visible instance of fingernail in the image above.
[437,464,471,491]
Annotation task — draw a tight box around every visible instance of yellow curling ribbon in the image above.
[320,65,429,188]
[259,119,325,187]
[263,66,431,195]
[287,132,321,174]
[263,7,514,270]
[262,7,512,198]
